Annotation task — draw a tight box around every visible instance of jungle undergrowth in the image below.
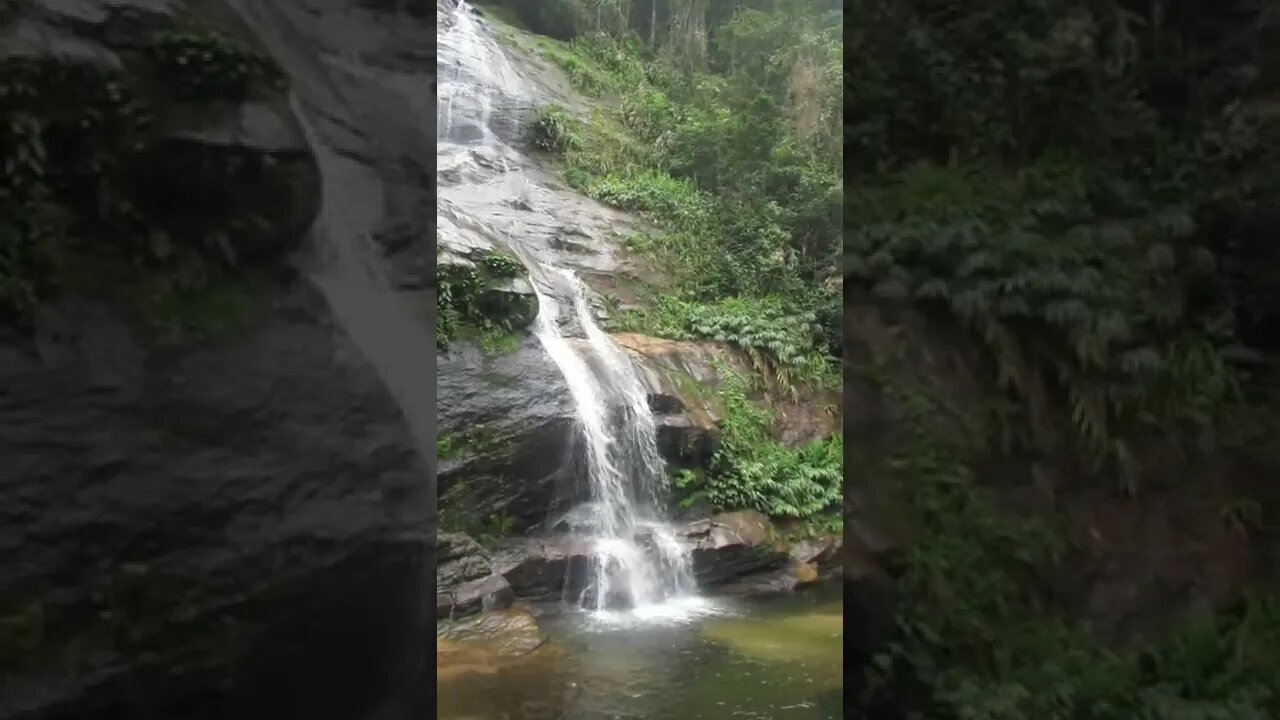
[674,363,841,520]
[519,16,841,384]
[853,349,1280,720]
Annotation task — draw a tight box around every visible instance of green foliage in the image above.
[0,25,291,331]
[439,483,517,547]
[678,366,840,519]
[520,5,841,363]
[437,250,535,352]
[609,295,836,389]
[847,156,1238,472]
[844,0,1280,477]
[855,362,1280,719]
[530,104,582,153]
[147,30,282,101]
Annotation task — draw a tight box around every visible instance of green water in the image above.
[437,584,843,720]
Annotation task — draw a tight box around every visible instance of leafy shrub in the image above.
[529,103,582,153]
[609,295,836,389]
[147,30,282,101]
[689,367,841,519]
[437,250,534,352]
[855,362,1280,719]
[520,6,842,368]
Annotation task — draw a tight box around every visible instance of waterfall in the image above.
[439,0,701,618]
[529,270,697,613]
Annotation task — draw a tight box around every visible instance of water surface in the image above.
[438,583,843,720]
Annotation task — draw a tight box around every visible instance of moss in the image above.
[438,251,537,353]
[0,597,45,672]
[0,20,298,332]
[57,255,272,344]
[136,273,269,343]
[145,28,284,101]
[439,422,521,462]
[439,484,517,546]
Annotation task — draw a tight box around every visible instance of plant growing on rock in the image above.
[437,250,535,352]
[690,366,841,519]
[853,355,1280,719]
[516,7,842,373]
[0,21,302,337]
[147,30,282,100]
[530,103,582,153]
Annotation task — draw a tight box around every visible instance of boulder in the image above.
[490,536,593,603]
[678,511,789,586]
[718,567,801,597]
[437,607,569,719]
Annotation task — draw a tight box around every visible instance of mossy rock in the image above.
[439,250,538,351]
[0,5,318,330]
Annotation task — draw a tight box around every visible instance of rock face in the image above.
[0,1,432,718]
[490,536,595,603]
[0,287,430,720]
[436,533,514,620]
[616,333,842,460]
[436,340,578,530]
[679,511,790,586]
[477,512,793,603]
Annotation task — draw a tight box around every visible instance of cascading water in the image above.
[530,269,698,614]
[439,0,703,619]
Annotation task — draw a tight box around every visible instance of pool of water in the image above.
[437,583,843,720]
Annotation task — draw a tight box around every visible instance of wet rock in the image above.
[0,286,430,720]
[0,17,122,70]
[490,536,593,603]
[789,534,844,579]
[679,511,789,586]
[443,574,515,619]
[436,533,515,619]
[437,607,569,718]
[437,338,578,530]
[438,608,547,659]
[719,567,800,597]
[437,532,493,587]
[795,562,820,585]
[655,412,720,470]
[548,502,608,534]
[646,392,684,415]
